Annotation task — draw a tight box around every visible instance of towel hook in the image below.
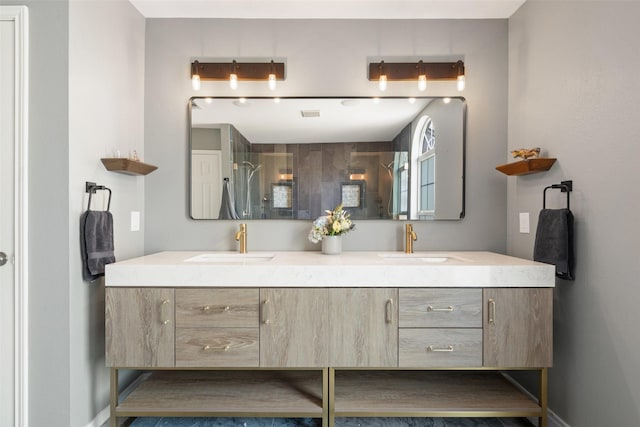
[86,181,112,211]
[543,180,572,210]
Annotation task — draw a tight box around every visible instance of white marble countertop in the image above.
[105,251,555,288]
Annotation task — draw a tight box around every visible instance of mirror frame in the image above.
[188,96,466,221]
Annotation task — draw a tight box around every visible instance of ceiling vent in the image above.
[301,110,320,118]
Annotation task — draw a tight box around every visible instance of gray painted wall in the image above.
[144,19,508,254]
[508,1,640,425]
[69,1,145,425]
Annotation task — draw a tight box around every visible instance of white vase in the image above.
[322,236,342,255]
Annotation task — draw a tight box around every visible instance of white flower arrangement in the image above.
[308,204,355,243]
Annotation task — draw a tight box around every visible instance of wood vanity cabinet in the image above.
[259,288,329,367]
[105,287,174,367]
[399,289,483,368]
[329,288,398,367]
[106,285,553,427]
[483,288,553,367]
[175,288,260,367]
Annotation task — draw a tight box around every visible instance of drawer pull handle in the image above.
[427,345,454,352]
[427,305,454,312]
[261,299,271,324]
[385,299,394,324]
[201,305,231,312]
[160,299,171,325]
[488,298,496,324]
[203,345,230,352]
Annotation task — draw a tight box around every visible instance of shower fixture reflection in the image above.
[242,160,262,218]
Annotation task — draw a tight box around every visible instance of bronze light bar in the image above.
[191,60,285,82]
[368,60,464,83]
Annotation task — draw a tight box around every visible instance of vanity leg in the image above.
[110,368,118,427]
[328,368,335,427]
[539,368,548,427]
[322,368,329,427]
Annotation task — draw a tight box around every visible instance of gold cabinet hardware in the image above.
[202,344,230,352]
[160,299,171,325]
[201,305,231,312]
[261,299,271,324]
[488,298,496,324]
[427,345,454,352]
[385,299,394,324]
[427,305,454,312]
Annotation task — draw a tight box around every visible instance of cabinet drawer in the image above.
[399,289,482,327]
[399,328,482,367]
[176,327,259,367]
[176,288,259,328]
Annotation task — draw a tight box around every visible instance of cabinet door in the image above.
[260,288,328,367]
[329,288,398,367]
[106,287,175,367]
[483,288,553,368]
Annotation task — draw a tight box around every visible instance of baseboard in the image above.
[86,372,148,427]
[85,406,110,427]
[502,373,571,427]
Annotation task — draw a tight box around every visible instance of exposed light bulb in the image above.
[268,73,277,91]
[443,97,451,104]
[191,74,201,91]
[379,74,388,91]
[230,73,238,90]
[408,97,416,104]
[418,74,427,91]
[273,97,281,104]
[457,75,465,91]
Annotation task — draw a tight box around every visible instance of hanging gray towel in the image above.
[80,210,115,282]
[218,179,239,219]
[534,208,574,280]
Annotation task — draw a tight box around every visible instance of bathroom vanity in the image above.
[105,251,554,427]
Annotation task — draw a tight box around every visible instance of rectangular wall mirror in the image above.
[189,96,465,220]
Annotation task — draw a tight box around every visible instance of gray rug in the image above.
[129,417,532,426]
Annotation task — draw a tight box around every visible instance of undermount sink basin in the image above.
[378,253,455,263]
[185,253,275,263]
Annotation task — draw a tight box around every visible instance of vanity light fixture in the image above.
[456,60,466,91]
[189,59,286,91]
[191,60,201,90]
[229,60,239,90]
[268,60,277,91]
[378,61,388,91]
[369,60,465,92]
[417,60,427,91]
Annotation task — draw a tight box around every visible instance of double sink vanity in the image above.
[105,251,554,427]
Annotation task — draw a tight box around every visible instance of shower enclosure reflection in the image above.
[189,97,465,220]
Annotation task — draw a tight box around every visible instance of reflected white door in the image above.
[191,150,222,219]
[0,14,16,427]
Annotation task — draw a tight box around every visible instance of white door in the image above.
[0,15,17,427]
[191,150,222,219]
[1,6,28,427]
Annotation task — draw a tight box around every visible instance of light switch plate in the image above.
[131,211,140,232]
[519,212,530,234]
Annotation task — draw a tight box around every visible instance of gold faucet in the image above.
[405,223,417,254]
[235,223,247,253]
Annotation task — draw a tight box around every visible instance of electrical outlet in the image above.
[519,212,530,234]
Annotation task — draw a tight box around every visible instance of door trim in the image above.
[1,5,29,427]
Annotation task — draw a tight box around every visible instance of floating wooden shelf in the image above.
[101,158,158,176]
[495,158,556,176]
